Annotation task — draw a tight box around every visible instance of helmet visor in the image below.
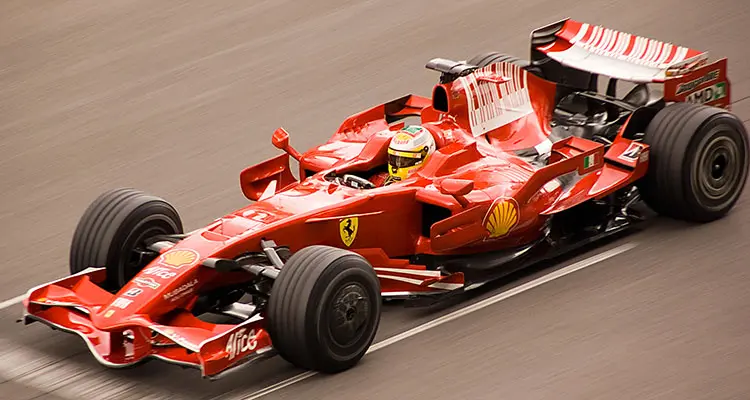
[388,147,428,168]
[388,153,423,168]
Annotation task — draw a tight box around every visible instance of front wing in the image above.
[22,268,274,378]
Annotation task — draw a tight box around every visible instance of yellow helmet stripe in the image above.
[387,149,423,158]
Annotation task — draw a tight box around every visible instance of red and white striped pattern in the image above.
[538,20,707,82]
[457,62,533,137]
[562,21,698,68]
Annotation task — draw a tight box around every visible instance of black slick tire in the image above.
[638,103,750,222]
[266,245,381,373]
[69,188,183,289]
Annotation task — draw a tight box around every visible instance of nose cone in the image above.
[90,303,135,330]
[91,248,206,330]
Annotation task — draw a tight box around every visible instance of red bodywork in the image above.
[23,19,731,378]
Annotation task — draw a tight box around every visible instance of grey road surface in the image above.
[1,0,749,399]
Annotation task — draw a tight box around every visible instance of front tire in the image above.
[638,103,750,222]
[266,246,381,373]
[69,188,183,289]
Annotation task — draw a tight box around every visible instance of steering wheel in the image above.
[341,174,376,189]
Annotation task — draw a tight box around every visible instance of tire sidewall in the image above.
[106,205,181,287]
[683,114,749,219]
[307,255,381,368]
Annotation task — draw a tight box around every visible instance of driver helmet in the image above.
[387,125,436,182]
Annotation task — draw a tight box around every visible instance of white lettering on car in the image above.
[163,279,198,302]
[142,266,177,279]
[675,69,720,95]
[225,328,258,360]
[685,82,727,104]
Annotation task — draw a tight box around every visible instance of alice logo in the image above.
[225,328,258,360]
[484,198,519,238]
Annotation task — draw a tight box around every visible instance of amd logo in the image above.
[686,83,727,104]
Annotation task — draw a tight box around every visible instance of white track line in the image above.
[0,243,636,399]
[0,294,25,310]
[225,242,638,400]
[0,338,176,400]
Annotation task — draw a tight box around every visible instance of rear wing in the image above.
[532,19,707,83]
[529,19,731,108]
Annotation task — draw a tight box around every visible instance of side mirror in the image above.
[272,127,289,150]
[438,178,473,207]
[272,127,301,161]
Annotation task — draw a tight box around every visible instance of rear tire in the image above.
[266,246,381,373]
[69,188,183,289]
[638,103,749,222]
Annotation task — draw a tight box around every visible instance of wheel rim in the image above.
[327,282,371,348]
[692,130,746,211]
[116,218,174,287]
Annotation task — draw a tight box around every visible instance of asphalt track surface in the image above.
[2,0,750,399]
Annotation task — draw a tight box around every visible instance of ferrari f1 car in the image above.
[23,19,749,378]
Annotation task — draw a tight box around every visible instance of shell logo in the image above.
[160,249,199,269]
[484,198,519,238]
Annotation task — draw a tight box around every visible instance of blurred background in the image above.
[1,0,749,399]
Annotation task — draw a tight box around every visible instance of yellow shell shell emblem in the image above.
[339,217,359,247]
[160,249,199,269]
[484,198,519,238]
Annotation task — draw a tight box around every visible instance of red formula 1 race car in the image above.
[23,19,749,379]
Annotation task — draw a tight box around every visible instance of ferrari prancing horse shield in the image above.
[339,217,359,247]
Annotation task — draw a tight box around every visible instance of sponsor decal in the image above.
[159,249,199,269]
[619,142,645,162]
[483,198,519,238]
[124,288,142,297]
[675,69,720,95]
[104,309,115,318]
[339,217,359,247]
[225,328,258,360]
[163,279,198,302]
[685,82,727,104]
[134,277,160,289]
[143,266,177,280]
[111,298,133,309]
